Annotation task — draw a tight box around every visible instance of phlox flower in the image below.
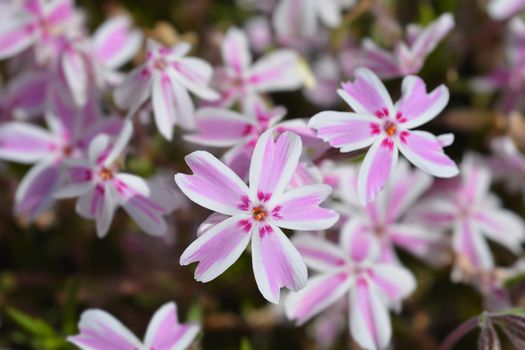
[0,90,121,221]
[68,301,200,350]
[410,155,525,273]
[356,13,454,79]
[272,0,355,42]
[114,39,219,140]
[54,120,177,237]
[309,67,458,204]
[285,233,416,350]
[209,27,303,111]
[488,0,525,19]
[0,0,82,62]
[472,17,525,113]
[174,129,339,303]
[331,160,448,266]
[185,99,320,179]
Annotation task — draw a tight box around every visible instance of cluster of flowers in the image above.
[1,0,525,349]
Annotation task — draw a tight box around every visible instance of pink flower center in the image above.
[252,206,267,221]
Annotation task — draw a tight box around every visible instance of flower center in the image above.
[99,168,114,181]
[154,58,168,71]
[384,121,397,136]
[63,145,73,157]
[252,206,267,221]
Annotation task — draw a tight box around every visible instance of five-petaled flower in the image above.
[309,67,459,204]
[68,301,200,350]
[357,13,454,79]
[185,99,320,179]
[114,38,219,140]
[208,27,303,111]
[0,91,122,222]
[410,155,525,273]
[332,159,448,266]
[175,129,339,303]
[285,233,416,350]
[54,120,178,237]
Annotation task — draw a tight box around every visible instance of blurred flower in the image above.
[333,159,449,266]
[185,99,320,179]
[208,27,303,112]
[309,68,458,204]
[54,120,178,237]
[0,0,83,62]
[411,154,525,274]
[175,129,339,303]
[488,0,525,20]
[68,301,200,350]
[114,39,219,140]
[0,89,121,222]
[272,0,355,42]
[244,16,273,53]
[352,13,454,79]
[472,17,525,113]
[285,233,416,350]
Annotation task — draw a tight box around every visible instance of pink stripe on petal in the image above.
[222,27,251,74]
[369,264,416,306]
[285,272,352,325]
[357,136,399,204]
[180,215,253,282]
[185,108,255,147]
[249,129,302,200]
[292,234,348,272]
[453,220,494,270]
[398,130,458,178]
[309,111,379,153]
[0,122,56,163]
[175,151,250,215]
[339,68,393,115]
[252,224,307,303]
[0,18,34,59]
[341,219,379,263]
[15,160,60,221]
[272,184,339,231]
[350,278,392,350]
[396,76,449,129]
[249,50,303,92]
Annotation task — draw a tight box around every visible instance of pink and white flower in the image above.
[68,301,200,350]
[54,120,178,237]
[472,17,525,113]
[332,160,448,266]
[175,129,339,303]
[272,0,355,41]
[309,67,458,204]
[185,100,320,179]
[355,13,454,79]
[0,0,82,61]
[0,69,49,120]
[488,0,525,20]
[285,233,416,350]
[114,39,219,140]
[411,154,525,272]
[0,91,121,221]
[209,27,303,111]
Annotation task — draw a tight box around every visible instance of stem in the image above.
[439,316,480,350]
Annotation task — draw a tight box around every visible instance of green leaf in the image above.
[240,338,253,350]
[7,307,56,337]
